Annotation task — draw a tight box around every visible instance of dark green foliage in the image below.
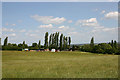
[72,45,75,51]
[4,37,8,46]
[114,40,117,49]
[44,32,49,49]
[68,37,71,46]
[0,38,1,50]
[32,43,38,47]
[60,34,63,51]
[81,44,91,52]
[49,34,52,50]
[80,37,119,54]
[111,40,114,48]
[90,37,94,48]
[2,43,19,50]
[63,36,66,50]
[38,40,41,49]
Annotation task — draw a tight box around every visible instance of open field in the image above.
[2,51,118,78]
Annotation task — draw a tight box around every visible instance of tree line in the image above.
[1,32,120,55]
[1,32,71,51]
[72,37,120,55]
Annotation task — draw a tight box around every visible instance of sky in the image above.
[1,2,118,45]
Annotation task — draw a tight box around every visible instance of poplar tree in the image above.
[4,37,8,46]
[22,41,25,48]
[60,34,63,51]
[111,40,114,48]
[38,40,41,49]
[44,32,49,49]
[90,37,94,48]
[69,37,71,46]
[114,40,117,49]
[63,36,66,50]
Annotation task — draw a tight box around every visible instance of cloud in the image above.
[104,11,118,20]
[10,33,16,36]
[31,15,66,24]
[94,8,98,12]
[20,29,26,32]
[25,32,37,37]
[58,26,65,29]
[102,27,117,32]
[38,24,53,28]
[101,10,106,14]
[58,25,69,29]
[29,34,37,37]
[11,24,16,26]
[3,33,16,37]
[76,18,99,27]
[68,20,72,23]
[92,26,117,33]
[2,27,14,32]
[52,25,74,33]
[67,32,78,35]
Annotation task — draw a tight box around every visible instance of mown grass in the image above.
[2,51,118,78]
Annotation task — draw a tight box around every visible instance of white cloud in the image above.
[10,33,16,36]
[38,24,53,28]
[58,26,65,29]
[2,27,14,32]
[31,15,66,24]
[20,29,26,32]
[3,33,16,37]
[68,32,78,35]
[102,27,117,32]
[68,20,72,23]
[92,26,117,33]
[58,25,69,29]
[25,33,37,37]
[11,24,16,26]
[104,11,118,20]
[76,18,98,27]
[53,25,73,33]
[29,34,37,37]
[101,10,106,14]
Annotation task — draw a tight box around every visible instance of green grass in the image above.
[2,51,118,78]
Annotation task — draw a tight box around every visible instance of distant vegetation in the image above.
[1,32,71,51]
[0,32,120,55]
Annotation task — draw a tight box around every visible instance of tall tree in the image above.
[56,32,59,47]
[0,38,1,50]
[49,34,52,49]
[114,40,117,49]
[90,37,94,48]
[65,37,68,49]
[0,38,1,46]
[4,37,8,46]
[38,40,41,49]
[22,41,25,48]
[111,40,114,48]
[60,34,63,51]
[68,37,71,46]
[63,36,66,50]
[23,41,25,45]
[44,32,49,49]
[55,32,57,48]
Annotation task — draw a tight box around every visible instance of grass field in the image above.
[2,51,118,78]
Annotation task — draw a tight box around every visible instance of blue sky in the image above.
[2,2,118,45]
